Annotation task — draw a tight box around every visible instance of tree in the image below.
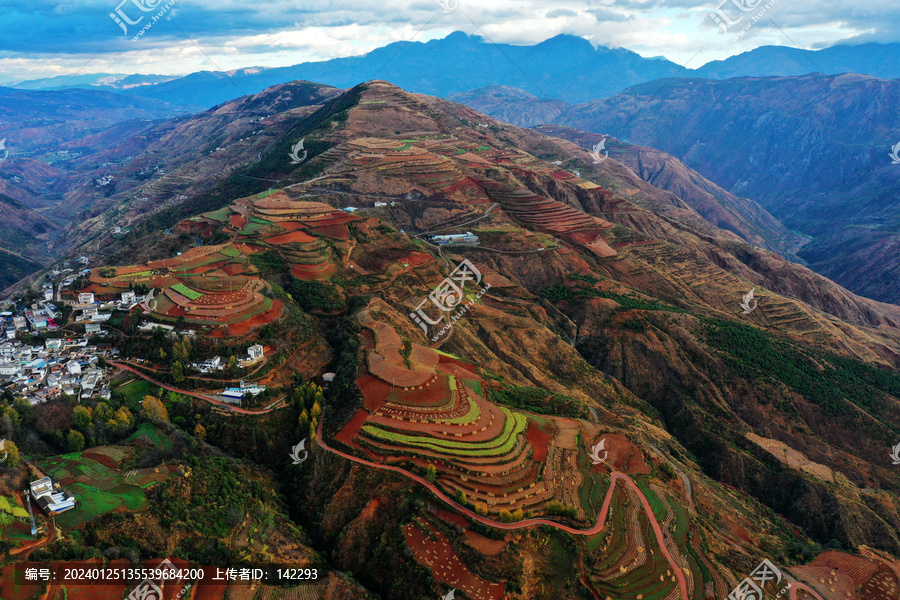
[67,430,86,452]
[73,406,93,431]
[228,355,238,376]
[141,396,169,423]
[511,508,524,521]
[475,502,488,516]
[193,423,207,441]
[108,407,134,436]
[425,464,437,483]
[172,361,185,384]
[311,401,322,420]
[455,489,467,506]
[93,402,114,423]
[498,509,513,523]
[298,409,310,432]
[1,439,20,466]
[13,398,34,427]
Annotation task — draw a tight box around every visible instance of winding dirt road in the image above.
[315,415,690,600]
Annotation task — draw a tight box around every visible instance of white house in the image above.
[66,360,82,376]
[85,323,101,335]
[120,291,136,304]
[45,339,63,351]
[78,292,95,305]
[239,344,265,368]
[30,476,76,515]
[0,363,20,376]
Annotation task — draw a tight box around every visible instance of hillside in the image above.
[5,78,900,600]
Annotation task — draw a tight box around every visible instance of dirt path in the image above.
[109,362,284,415]
[315,413,690,600]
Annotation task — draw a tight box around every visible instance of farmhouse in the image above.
[238,344,264,367]
[29,476,76,515]
[78,292,95,305]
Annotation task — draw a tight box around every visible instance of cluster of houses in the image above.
[0,336,113,404]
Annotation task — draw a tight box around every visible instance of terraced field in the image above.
[82,243,282,336]
[178,192,360,281]
[337,307,611,520]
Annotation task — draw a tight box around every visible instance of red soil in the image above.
[265,230,317,244]
[334,408,370,449]
[464,530,510,556]
[80,451,118,469]
[290,263,336,281]
[357,375,392,411]
[566,230,602,244]
[593,433,651,474]
[404,251,432,267]
[309,224,350,239]
[433,507,471,529]
[221,263,246,276]
[224,299,282,337]
[403,521,505,600]
[524,419,553,463]
[230,214,246,229]
[436,354,479,377]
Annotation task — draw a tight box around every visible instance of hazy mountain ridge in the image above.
[551,73,900,302]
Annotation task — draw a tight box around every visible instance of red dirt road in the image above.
[316,413,690,600]
[110,362,282,415]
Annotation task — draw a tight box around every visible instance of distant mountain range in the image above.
[7,33,900,111]
[456,74,900,304]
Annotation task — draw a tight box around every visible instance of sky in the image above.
[0,0,895,83]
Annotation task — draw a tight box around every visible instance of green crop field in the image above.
[170,283,204,300]
[435,397,480,425]
[127,423,174,451]
[361,411,527,456]
[115,378,152,405]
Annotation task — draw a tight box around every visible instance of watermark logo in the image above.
[440,589,456,600]
[289,138,307,164]
[0,139,8,164]
[588,438,608,465]
[890,142,900,165]
[409,258,491,342]
[437,0,458,13]
[110,0,177,40]
[589,138,609,164]
[725,559,787,600]
[709,0,778,40]
[289,438,309,465]
[127,558,176,600]
[890,442,900,465]
[740,288,758,314]
[0,439,7,463]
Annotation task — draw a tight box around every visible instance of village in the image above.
[0,267,131,406]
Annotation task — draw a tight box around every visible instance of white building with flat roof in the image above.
[30,476,76,515]
[77,292,95,305]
